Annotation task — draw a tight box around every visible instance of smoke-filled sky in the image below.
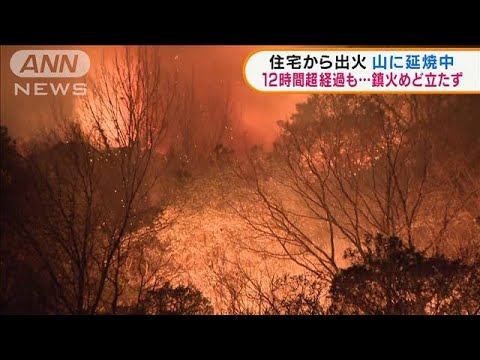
[1,46,307,147]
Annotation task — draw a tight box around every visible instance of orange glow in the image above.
[1,45,307,149]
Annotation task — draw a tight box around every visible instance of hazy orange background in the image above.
[1,46,307,147]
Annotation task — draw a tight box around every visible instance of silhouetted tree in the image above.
[255,274,327,315]
[4,48,181,314]
[1,126,54,314]
[330,234,480,315]
[138,282,213,315]
[234,95,479,279]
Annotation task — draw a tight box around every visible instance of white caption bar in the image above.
[244,49,480,93]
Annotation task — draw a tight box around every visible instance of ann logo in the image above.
[10,50,90,78]
[20,54,79,75]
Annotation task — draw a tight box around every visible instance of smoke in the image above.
[1,45,307,148]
